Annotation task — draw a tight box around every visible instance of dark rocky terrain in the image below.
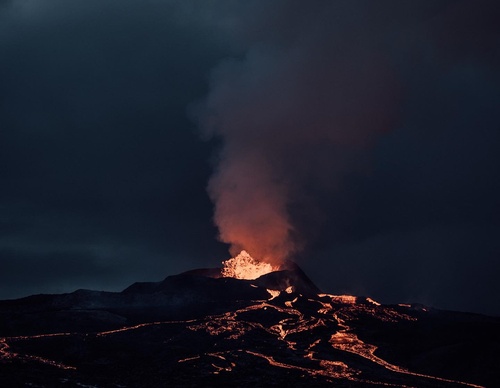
[0,263,498,387]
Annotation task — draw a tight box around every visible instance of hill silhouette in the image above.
[0,263,498,387]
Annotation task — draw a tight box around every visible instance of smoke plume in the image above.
[198,2,400,264]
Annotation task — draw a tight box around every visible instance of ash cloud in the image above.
[197,2,401,263]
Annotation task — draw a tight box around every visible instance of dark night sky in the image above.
[1,1,499,315]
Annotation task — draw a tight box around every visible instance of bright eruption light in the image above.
[221,250,278,280]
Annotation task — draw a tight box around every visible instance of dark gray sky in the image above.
[1,0,499,315]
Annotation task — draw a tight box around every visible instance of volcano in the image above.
[0,259,498,387]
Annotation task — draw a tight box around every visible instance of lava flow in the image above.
[0,257,496,387]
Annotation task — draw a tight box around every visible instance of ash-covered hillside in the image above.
[0,262,498,387]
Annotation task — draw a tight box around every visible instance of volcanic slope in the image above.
[0,264,498,387]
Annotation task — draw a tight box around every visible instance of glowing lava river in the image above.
[0,257,498,386]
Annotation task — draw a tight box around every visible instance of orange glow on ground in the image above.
[0,293,483,387]
[221,250,278,280]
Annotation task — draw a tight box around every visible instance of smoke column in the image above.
[197,2,400,264]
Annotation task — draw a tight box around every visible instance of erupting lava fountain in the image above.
[221,250,279,280]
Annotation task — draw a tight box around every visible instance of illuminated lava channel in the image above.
[221,250,278,280]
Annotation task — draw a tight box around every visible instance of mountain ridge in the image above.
[0,263,499,387]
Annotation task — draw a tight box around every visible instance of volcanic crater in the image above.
[0,253,498,387]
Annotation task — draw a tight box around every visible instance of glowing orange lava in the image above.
[221,250,278,280]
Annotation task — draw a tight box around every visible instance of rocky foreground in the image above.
[0,264,498,387]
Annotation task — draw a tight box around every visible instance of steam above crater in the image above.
[197,2,399,263]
